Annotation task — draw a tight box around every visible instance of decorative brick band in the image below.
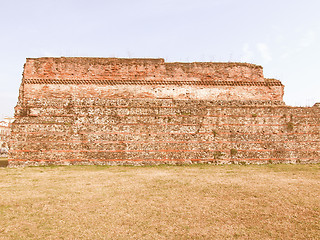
[13,122,320,127]
[9,139,320,144]
[11,131,320,136]
[8,157,313,163]
[11,148,319,153]
[23,79,283,86]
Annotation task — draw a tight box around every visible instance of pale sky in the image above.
[0,0,319,118]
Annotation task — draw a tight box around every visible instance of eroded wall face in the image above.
[22,84,284,101]
[9,98,320,166]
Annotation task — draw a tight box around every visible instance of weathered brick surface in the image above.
[19,57,284,102]
[9,57,319,166]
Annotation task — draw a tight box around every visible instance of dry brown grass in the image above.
[0,164,319,239]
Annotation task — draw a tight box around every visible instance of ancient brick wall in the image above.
[20,57,284,102]
[8,57,319,166]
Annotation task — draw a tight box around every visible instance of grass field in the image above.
[0,164,319,239]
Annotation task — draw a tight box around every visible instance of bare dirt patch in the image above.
[0,164,319,239]
[0,158,8,167]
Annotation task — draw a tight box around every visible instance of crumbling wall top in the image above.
[23,57,267,83]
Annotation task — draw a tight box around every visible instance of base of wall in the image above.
[10,99,320,166]
[8,158,319,167]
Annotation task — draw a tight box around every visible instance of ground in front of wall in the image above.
[0,164,319,239]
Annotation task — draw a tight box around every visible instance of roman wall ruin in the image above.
[8,57,320,166]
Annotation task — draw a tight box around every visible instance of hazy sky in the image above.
[1,0,319,118]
